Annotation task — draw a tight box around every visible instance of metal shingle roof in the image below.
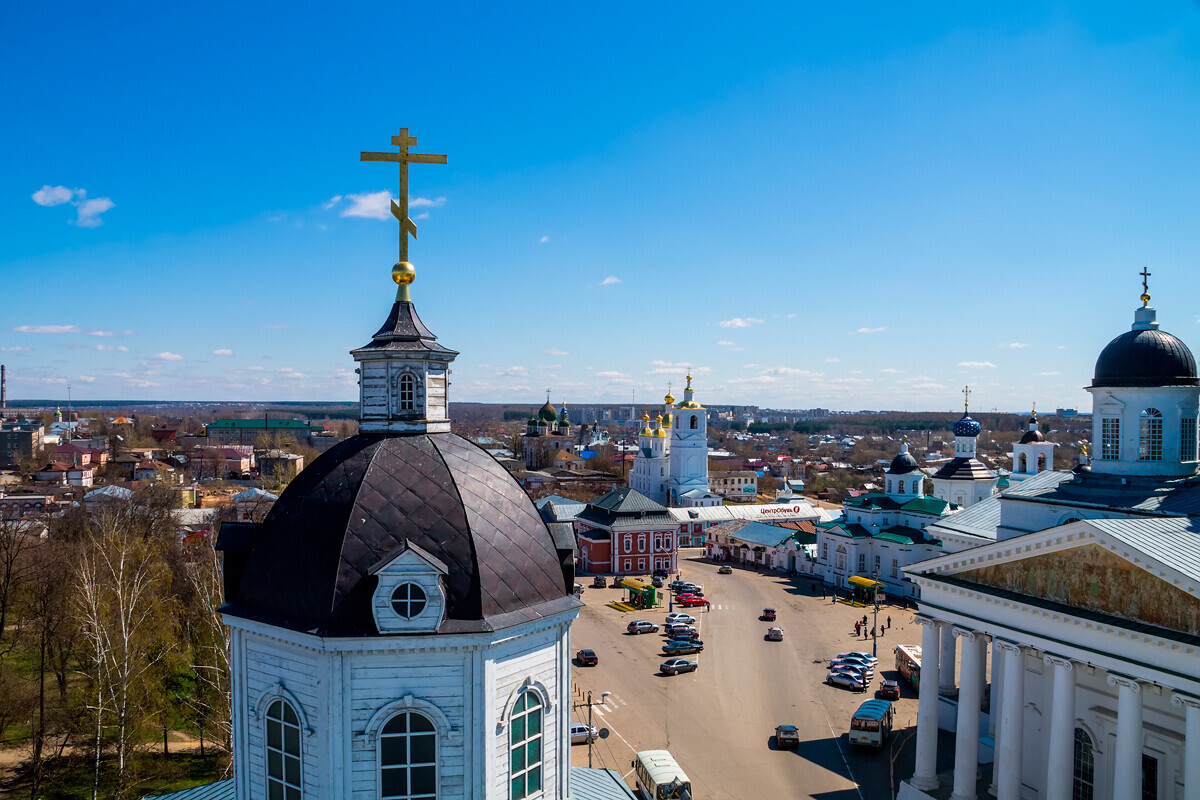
[1087,516,1200,584]
[141,779,235,800]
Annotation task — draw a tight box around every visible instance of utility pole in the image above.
[574,690,610,768]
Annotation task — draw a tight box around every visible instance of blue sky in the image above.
[3,3,1200,412]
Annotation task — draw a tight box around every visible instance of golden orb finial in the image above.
[392,261,416,302]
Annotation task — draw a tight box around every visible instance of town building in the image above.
[204,417,326,446]
[34,461,94,487]
[521,399,574,469]
[901,286,1200,800]
[627,375,713,508]
[165,131,630,800]
[814,438,954,598]
[1008,407,1057,482]
[928,397,1000,509]
[575,488,678,575]
[709,470,758,501]
[0,420,43,468]
[706,519,817,574]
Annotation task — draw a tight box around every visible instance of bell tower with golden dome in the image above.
[667,371,710,505]
[351,129,458,433]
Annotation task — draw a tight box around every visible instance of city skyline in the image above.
[4,3,1200,411]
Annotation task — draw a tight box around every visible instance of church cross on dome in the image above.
[962,385,970,414]
[1140,266,1152,307]
[361,128,447,302]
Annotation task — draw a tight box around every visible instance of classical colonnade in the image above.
[908,616,1200,800]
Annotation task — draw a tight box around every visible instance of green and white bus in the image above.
[849,699,894,748]
[631,749,692,800]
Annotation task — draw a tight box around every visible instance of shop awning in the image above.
[848,576,885,588]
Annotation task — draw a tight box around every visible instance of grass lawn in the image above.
[3,751,229,799]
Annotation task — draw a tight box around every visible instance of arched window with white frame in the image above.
[380,711,437,800]
[266,699,303,800]
[509,693,543,799]
[1139,408,1163,461]
[1072,727,1094,800]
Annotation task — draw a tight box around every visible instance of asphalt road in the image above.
[568,554,923,800]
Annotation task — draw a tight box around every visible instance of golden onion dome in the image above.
[655,427,667,438]
[655,414,663,423]
[664,392,675,404]
[640,426,653,437]
[678,401,704,409]
[642,413,650,422]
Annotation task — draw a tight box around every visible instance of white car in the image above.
[837,651,879,666]
[665,612,696,625]
[826,671,868,691]
[570,722,597,744]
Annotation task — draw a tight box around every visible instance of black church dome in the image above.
[222,433,573,636]
[889,449,921,474]
[1019,427,1045,444]
[1092,328,1198,388]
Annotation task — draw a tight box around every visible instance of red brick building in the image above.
[575,488,678,576]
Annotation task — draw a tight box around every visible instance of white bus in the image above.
[631,749,692,800]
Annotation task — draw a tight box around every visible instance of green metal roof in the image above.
[874,530,915,545]
[206,418,314,430]
[899,497,950,516]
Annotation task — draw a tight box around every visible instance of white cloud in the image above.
[281,371,309,380]
[1003,342,1029,349]
[247,366,265,372]
[154,351,184,361]
[849,369,863,375]
[857,327,885,334]
[87,329,117,337]
[880,368,900,374]
[600,276,622,286]
[493,366,529,378]
[14,324,79,334]
[720,317,764,329]
[0,346,31,352]
[322,194,343,210]
[212,349,234,357]
[78,375,96,382]
[410,196,445,208]
[75,195,114,228]
[128,378,158,388]
[539,236,550,244]
[596,371,627,379]
[825,357,840,363]
[717,340,737,347]
[648,361,712,376]
[760,367,824,378]
[958,361,997,369]
[1056,345,1067,350]
[340,191,393,220]
[40,378,66,384]
[32,186,114,227]
[112,372,131,378]
[95,344,129,352]
[1038,371,1060,376]
[32,185,75,206]
[546,348,569,356]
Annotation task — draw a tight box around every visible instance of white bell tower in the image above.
[667,372,709,504]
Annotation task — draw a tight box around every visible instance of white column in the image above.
[940,622,958,694]
[1108,674,1144,800]
[988,637,1001,738]
[911,616,943,791]
[1172,694,1200,800]
[1043,655,1076,800]
[995,641,1024,800]
[951,627,985,800]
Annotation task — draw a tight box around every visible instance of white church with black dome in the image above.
[158,131,637,800]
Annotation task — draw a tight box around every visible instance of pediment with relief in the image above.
[956,542,1200,635]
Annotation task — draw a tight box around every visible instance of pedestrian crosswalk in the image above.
[591,694,628,716]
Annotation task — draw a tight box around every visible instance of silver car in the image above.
[570,722,597,744]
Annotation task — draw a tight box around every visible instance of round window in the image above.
[390,583,427,619]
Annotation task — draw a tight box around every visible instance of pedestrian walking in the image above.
[821,586,826,599]
[880,625,885,638]
[862,614,868,627]
[854,621,860,636]
[887,615,892,629]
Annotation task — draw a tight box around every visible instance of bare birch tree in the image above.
[74,512,178,798]
[180,530,232,757]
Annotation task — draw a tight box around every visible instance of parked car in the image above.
[677,595,707,608]
[767,627,784,641]
[660,658,699,676]
[651,576,664,588]
[663,639,704,655]
[718,565,733,574]
[576,649,598,666]
[675,585,703,597]
[627,620,659,635]
[611,575,626,587]
[837,651,879,665]
[653,567,670,578]
[668,580,688,591]
[830,661,875,678]
[832,656,877,671]
[573,583,584,597]
[762,608,777,621]
[831,668,873,687]
[591,576,607,589]
[666,624,699,639]
[775,724,800,749]
[826,671,868,691]
[570,723,598,744]
[664,612,696,625]
[876,680,901,700]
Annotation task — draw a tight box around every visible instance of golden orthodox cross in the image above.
[361,128,447,268]
[963,385,970,413]
[1140,266,1152,306]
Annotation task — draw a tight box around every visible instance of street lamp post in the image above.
[578,690,610,768]
[872,571,881,658]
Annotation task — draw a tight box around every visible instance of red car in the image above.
[876,679,901,700]
[677,594,707,607]
[762,608,777,621]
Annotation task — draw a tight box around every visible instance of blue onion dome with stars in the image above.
[953,414,982,438]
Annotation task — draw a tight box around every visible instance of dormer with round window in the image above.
[370,542,448,634]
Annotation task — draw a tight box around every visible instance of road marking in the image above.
[593,707,606,717]
[818,700,865,799]
[616,695,627,706]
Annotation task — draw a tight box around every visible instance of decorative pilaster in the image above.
[911,616,942,791]
[994,641,1025,800]
[951,627,985,800]
[1171,694,1200,800]
[1043,655,1076,800]
[1108,674,1144,800]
